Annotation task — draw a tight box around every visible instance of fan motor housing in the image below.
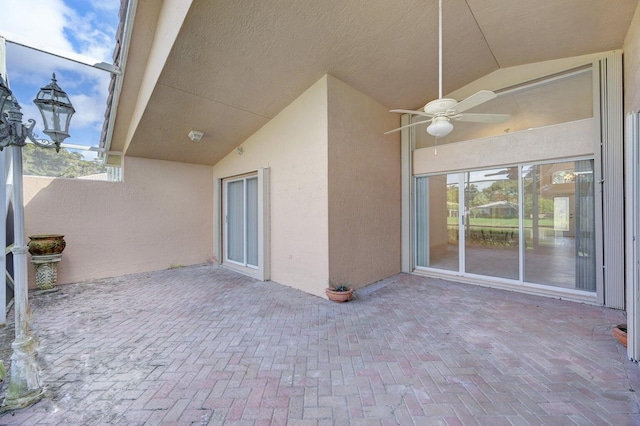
[424,98,457,115]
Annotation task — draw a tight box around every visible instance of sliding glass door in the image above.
[415,160,595,292]
[416,174,460,271]
[464,168,519,280]
[522,160,595,290]
[225,175,258,268]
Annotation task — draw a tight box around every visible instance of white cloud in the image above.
[63,7,117,62]
[1,0,120,149]
[0,0,74,52]
[68,92,108,130]
[0,0,119,64]
[90,0,121,13]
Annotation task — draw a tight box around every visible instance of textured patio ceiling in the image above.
[110,0,639,166]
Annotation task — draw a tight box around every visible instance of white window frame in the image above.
[218,168,270,281]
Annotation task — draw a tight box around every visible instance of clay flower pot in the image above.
[27,234,66,256]
[613,324,627,347]
[326,287,354,303]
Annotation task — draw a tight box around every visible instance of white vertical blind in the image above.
[246,177,258,267]
[226,180,245,263]
[625,112,640,361]
[415,177,429,267]
[599,52,625,309]
[575,160,596,291]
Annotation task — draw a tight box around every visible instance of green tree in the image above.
[472,192,490,207]
[465,183,480,202]
[524,195,554,215]
[21,144,106,178]
[483,180,518,203]
[447,185,459,203]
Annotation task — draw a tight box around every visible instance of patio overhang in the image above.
[107,0,639,167]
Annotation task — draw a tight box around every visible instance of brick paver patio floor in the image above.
[0,265,638,425]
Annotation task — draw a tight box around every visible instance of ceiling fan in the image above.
[385,0,510,138]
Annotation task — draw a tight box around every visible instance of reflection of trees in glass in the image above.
[447,184,458,203]
[482,180,518,203]
[23,143,106,178]
[524,196,553,214]
[467,168,519,208]
[473,192,489,206]
[465,183,479,205]
[552,169,575,184]
[464,169,520,246]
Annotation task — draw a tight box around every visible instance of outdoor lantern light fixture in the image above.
[0,75,10,114]
[0,72,75,411]
[33,74,75,149]
[0,73,75,152]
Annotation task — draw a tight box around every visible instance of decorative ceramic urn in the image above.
[27,234,66,256]
[28,235,66,290]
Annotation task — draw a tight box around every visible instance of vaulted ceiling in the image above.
[110,0,639,166]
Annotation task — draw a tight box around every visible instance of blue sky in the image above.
[0,0,121,157]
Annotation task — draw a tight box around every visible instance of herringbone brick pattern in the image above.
[0,265,638,425]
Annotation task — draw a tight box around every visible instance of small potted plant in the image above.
[325,285,354,303]
[613,324,627,347]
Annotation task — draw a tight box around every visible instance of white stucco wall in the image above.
[413,118,595,175]
[23,156,214,287]
[327,75,401,288]
[624,2,640,114]
[212,76,330,296]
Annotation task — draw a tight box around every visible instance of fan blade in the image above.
[384,119,432,135]
[453,113,511,123]
[390,109,433,118]
[452,90,497,113]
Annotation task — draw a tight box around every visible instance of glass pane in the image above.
[523,161,596,291]
[416,174,459,271]
[415,69,593,150]
[246,177,259,267]
[464,168,519,280]
[226,180,245,263]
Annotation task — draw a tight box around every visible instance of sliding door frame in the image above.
[217,168,270,281]
[413,158,598,304]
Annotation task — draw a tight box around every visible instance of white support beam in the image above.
[401,113,413,272]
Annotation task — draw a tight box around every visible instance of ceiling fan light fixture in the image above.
[427,117,453,138]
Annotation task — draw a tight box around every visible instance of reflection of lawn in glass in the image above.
[446,217,558,247]
[446,217,554,227]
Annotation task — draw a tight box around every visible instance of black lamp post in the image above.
[0,73,74,410]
